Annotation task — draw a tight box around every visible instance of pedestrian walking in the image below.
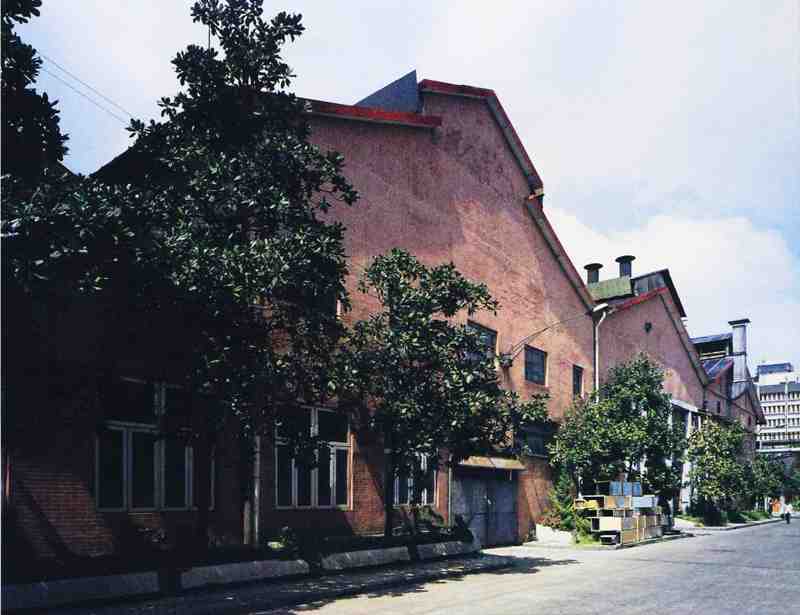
[785,502,793,524]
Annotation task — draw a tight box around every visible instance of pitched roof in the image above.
[588,277,633,301]
[691,333,732,345]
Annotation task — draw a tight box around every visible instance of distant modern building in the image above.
[755,362,800,453]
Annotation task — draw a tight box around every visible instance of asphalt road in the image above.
[263,522,799,615]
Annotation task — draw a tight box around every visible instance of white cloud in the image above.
[547,206,800,370]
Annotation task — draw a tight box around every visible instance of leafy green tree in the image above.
[334,249,548,536]
[1,0,68,182]
[3,0,357,547]
[746,455,785,508]
[686,420,747,515]
[549,354,685,501]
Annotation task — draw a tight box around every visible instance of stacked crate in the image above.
[575,481,663,545]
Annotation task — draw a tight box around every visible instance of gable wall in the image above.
[307,93,595,537]
[601,293,705,409]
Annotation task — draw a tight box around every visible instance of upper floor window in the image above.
[275,407,350,509]
[572,365,584,397]
[524,346,547,385]
[520,423,552,458]
[467,321,497,363]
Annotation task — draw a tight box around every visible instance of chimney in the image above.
[615,255,635,277]
[729,318,751,385]
[584,263,603,284]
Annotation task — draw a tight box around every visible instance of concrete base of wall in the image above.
[320,546,411,571]
[417,539,480,560]
[181,559,309,589]
[2,572,160,611]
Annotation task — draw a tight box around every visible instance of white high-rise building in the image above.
[756,363,800,453]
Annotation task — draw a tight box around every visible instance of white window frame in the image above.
[393,455,437,507]
[96,378,210,512]
[274,407,351,510]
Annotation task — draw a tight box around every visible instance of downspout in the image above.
[592,305,610,399]
[253,435,261,546]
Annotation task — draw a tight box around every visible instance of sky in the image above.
[18,1,800,371]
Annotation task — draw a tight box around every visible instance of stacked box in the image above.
[620,529,637,544]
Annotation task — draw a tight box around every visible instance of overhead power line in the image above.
[40,67,130,125]
[40,53,135,118]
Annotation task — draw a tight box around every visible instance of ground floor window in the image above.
[393,455,436,506]
[95,378,214,511]
[275,407,350,509]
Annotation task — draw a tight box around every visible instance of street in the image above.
[274,523,799,615]
[66,522,799,615]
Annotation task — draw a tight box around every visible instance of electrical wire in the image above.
[40,53,135,118]
[39,67,130,125]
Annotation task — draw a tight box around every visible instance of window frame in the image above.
[95,378,210,513]
[274,407,351,510]
[392,454,437,507]
[524,345,547,385]
[466,321,498,364]
[572,364,584,397]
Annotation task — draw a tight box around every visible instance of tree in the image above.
[686,420,747,516]
[1,0,68,182]
[334,249,548,536]
[549,354,685,501]
[746,455,785,509]
[3,0,357,548]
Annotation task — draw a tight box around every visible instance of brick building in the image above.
[3,71,599,560]
[259,72,597,546]
[583,257,763,512]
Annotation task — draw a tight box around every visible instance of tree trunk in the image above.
[194,429,212,553]
[383,426,394,538]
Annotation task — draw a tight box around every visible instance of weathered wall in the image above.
[600,291,705,409]
[287,90,595,541]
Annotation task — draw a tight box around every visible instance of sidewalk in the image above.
[12,554,514,614]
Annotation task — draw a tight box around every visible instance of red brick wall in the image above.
[299,90,595,543]
[5,404,243,561]
[600,292,705,409]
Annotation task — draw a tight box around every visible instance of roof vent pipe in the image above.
[616,255,635,277]
[584,263,603,284]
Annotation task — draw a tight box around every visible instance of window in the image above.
[524,346,547,385]
[520,424,552,458]
[466,321,497,363]
[572,365,584,397]
[96,379,210,512]
[393,455,436,506]
[275,408,350,509]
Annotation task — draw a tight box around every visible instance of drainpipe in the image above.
[592,303,610,398]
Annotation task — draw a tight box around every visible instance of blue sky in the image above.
[19,1,800,370]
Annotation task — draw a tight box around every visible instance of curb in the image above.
[2,551,507,613]
[685,517,784,532]
[518,532,692,551]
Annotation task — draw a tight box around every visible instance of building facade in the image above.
[755,363,800,453]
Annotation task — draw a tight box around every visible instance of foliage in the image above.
[334,249,548,534]
[745,455,785,503]
[549,354,685,499]
[686,420,747,510]
[3,0,358,547]
[1,0,68,182]
[538,470,589,537]
[3,0,356,435]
